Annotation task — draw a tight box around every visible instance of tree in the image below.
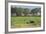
[11,7,16,16]
[15,7,24,16]
[31,8,41,16]
[23,8,29,16]
[31,8,36,16]
[11,7,16,13]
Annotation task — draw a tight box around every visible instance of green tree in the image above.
[31,8,41,16]
[23,8,29,16]
[15,7,24,16]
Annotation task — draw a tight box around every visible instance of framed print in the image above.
[5,0,45,33]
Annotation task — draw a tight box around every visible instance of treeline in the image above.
[11,7,41,16]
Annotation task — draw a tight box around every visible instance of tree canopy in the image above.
[11,7,41,16]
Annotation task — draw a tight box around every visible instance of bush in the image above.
[30,21,35,23]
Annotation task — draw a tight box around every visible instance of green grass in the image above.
[11,16,41,28]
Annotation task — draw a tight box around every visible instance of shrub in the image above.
[30,21,34,23]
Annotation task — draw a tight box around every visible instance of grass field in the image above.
[11,16,41,28]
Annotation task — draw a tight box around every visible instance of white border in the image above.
[8,3,43,32]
